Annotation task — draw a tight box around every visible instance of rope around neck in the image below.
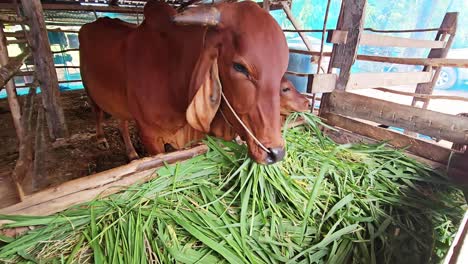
[220,91,271,154]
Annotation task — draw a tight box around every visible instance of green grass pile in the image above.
[0,113,465,264]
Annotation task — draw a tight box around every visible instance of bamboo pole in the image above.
[281,2,315,52]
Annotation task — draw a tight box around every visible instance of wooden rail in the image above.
[0,145,209,218]
[323,112,452,164]
[375,88,468,102]
[360,33,446,49]
[327,91,468,144]
[346,72,432,90]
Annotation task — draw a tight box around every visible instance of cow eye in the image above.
[233,62,249,76]
[282,87,291,93]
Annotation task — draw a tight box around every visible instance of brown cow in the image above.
[79,1,289,164]
[280,76,310,115]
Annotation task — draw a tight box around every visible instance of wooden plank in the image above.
[307,73,337,93]
[327,91,468,144]
[0,145,209,218]
[21,0,68,140]
[326,30,348,44]
[322,112,451,163]
[360,33,446,48]
[0,2,144,13]
[346,71,432,90]
[0,14,25,24]
[413,12,458,108]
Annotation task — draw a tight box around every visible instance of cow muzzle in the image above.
[265,147,285,165]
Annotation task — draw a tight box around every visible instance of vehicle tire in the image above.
[435,67,457,90]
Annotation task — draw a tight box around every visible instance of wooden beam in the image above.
[21,0,68,140]
[360,33,446,49]
[0,51,31,87]
[327,91,468,144]
[6,39,27,45]
[0,24,23,141]
[375,87,468,103]
[0,2,144,13]
[281,2,315,52]
[413,12,458,108]
[346,71,432,90]
[322,112,451,163]
[356,54,468,68]
[0,14,25,24]
[0,145,209,218]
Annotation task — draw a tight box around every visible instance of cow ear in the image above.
[186,50,222,133]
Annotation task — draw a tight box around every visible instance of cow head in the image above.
[174,2,289,164]
[280,76,311,115]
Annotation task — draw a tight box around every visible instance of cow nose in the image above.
[306,100,312,109]
[265,147,285,164]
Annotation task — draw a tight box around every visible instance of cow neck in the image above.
[220,91,271,154]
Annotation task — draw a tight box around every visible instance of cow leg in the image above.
[94,107,110,150]
[119,120,139,161]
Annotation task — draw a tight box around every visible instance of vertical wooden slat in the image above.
[20,0,68,140]
[412,12,458,108]
[0,23,23,142]
[320,0,367,115]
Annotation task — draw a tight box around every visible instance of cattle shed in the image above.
[0,0,467,263]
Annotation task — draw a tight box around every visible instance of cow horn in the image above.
[172,6,221,27]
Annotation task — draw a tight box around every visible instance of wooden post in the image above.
[11,88,36,201]
[20,0,68,140]
[0,23,23,142]
[412,12,458,109]
[319,0,367,115]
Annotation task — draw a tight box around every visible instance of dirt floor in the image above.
[0,90,147,208]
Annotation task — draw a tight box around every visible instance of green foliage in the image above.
[0,113,465,263]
